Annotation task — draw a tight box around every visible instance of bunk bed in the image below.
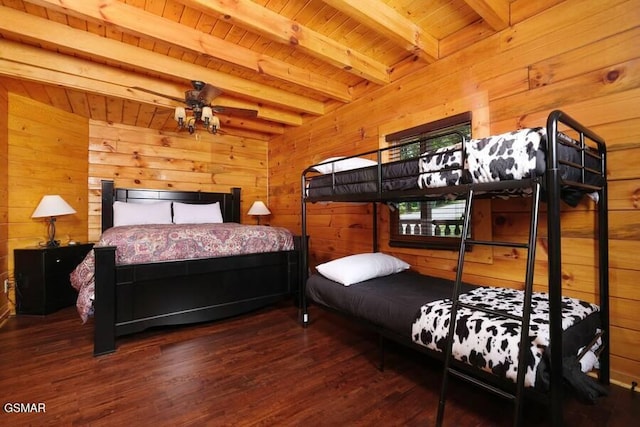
[300,110,609,426]
[71,180,301,356]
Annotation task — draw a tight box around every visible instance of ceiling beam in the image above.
[0,58,173,110]
[180,0,390,85]
[217,115,285,135]
[0,38,302,127]
[0,5,324,116]
[213,98,303,127]
[463,0,510,31]
[20,0,351,103]
[322,0,439,63]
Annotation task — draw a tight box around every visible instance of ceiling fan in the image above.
[137,80,258,134]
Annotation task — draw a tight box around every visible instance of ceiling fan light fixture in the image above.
[174,107,186,126]
[174,104,220,135]
[202,106,214,124]
[209,115,220,134]
[167,81,234,136]
[187,117,197,134]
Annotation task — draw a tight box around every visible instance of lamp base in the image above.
[46,217,59,247]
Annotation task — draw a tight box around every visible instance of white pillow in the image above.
[316,253,410,286]
[173,201,223,224]
[312,156,377,174]
[112,201,172,227]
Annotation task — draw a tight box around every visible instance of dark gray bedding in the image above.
[306,270,474,337]
[306,157,419,198]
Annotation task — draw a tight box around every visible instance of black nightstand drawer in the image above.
[15,244,94,315]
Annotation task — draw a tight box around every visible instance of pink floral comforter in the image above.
[70,223,294,322]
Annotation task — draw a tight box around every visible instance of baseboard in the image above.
[589,370,639,392]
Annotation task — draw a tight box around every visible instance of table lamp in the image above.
[247,201,271,225]
[32,195,77,247]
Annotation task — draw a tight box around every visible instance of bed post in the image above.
[93,246,117,356]
[230,187,241,223]
[372,202,378,252]
[598,147,610,385]
[546,110,564,427]
[300,171,309,326]
[101,180,115,232]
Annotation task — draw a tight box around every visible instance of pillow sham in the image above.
[312,156,377,174]
[316,252,410,286]
[173,201,223,224]
[112,201,172,227]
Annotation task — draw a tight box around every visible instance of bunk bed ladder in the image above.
[436,180,542,427]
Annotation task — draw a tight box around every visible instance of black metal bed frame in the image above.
[299,110,609,426]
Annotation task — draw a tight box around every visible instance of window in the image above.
[387,113,471,250]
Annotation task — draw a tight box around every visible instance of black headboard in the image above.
[101,180,241,232]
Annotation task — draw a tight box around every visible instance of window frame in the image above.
[386,112,472,250]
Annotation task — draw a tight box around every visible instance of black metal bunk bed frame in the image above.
[299,110,610,426]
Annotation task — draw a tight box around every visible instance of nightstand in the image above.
[14,243,94,315]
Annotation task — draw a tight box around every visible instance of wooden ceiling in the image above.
[0,0,516,139]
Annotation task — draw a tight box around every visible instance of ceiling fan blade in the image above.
[211,106,258,118]
[198,83,223,104]
[130,86,184,104]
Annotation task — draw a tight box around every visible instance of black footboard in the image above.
[93,246,300,356]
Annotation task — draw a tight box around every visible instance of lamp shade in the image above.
[32,195,76,218]
[247,201,271,216]
[201,106,214,121]
[174,107,186,121]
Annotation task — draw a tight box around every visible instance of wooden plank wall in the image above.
[87,121,269,241]
[0,86,8,322]
[5,93,89,312]
[269,0,640,385]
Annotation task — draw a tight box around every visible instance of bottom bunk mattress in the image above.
[307,271,474,338]
[411,286,600,388]
[306,271,601,391]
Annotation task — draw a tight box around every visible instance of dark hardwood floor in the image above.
[0,301,637,426]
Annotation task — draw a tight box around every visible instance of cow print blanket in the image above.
[417,128,547,189]
[411,286,599,387]
[417,143,464,189]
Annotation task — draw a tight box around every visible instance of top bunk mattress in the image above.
[305,128,604,206]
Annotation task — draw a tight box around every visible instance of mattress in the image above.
[305,129,604,206]
[306,270,601,391]
[306,270,474,337]
[306,157,419,198]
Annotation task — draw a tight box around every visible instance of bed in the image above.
[300,110,609,426]
[307,271,602,390]
[71,180,301,356]
[304,125,604,207]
